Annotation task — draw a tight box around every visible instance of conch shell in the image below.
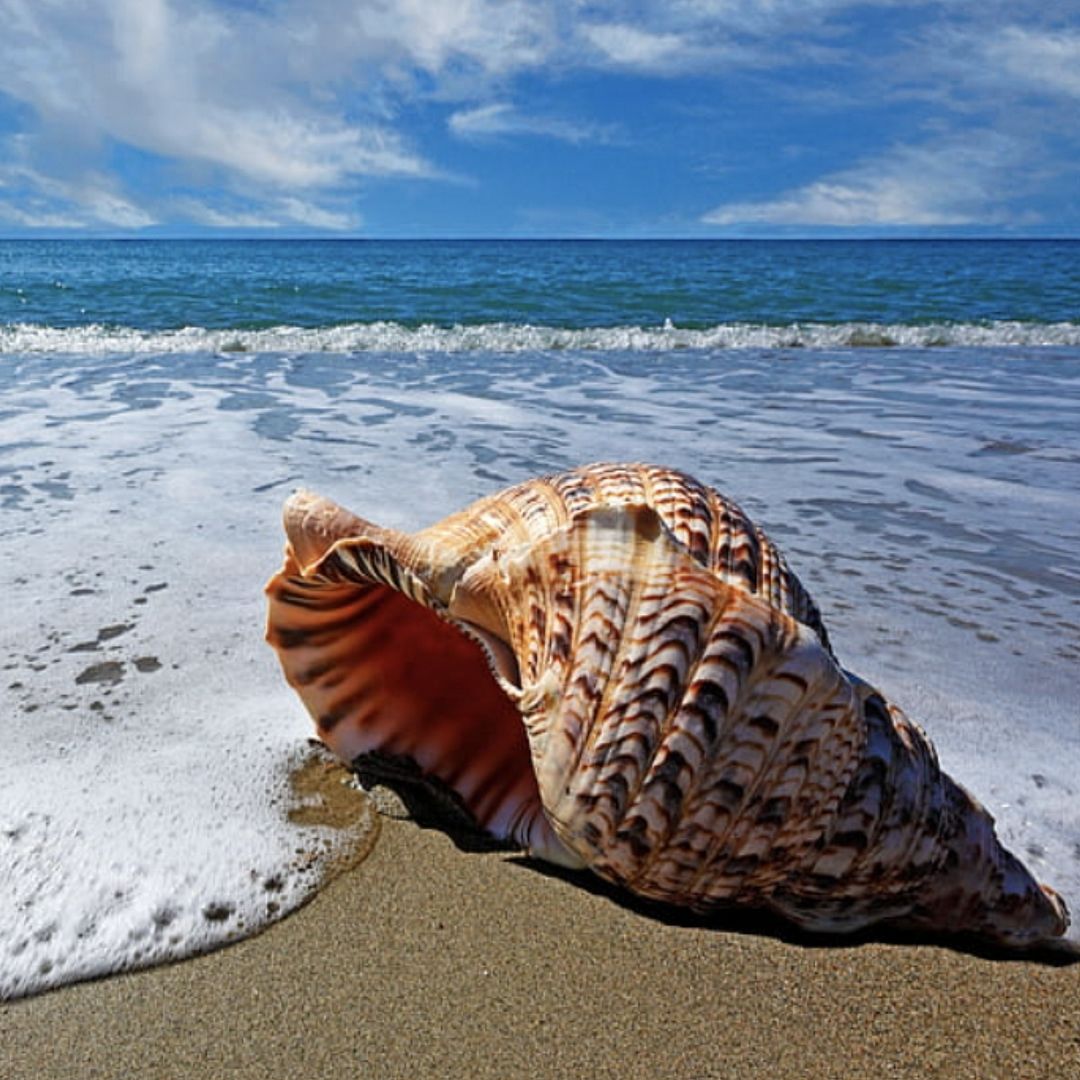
[266,463,1068,947]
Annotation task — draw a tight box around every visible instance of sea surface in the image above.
[2,239,1079,998]
[3,237,1080,350]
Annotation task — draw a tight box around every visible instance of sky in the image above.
[0,0,1077,237]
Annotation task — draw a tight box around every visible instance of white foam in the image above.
[1,318,1079,355]
[0,379,374,1000]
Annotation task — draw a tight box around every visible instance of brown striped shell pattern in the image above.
[265,463,1069,947]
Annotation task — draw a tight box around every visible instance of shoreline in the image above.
[3,810,1078,1080]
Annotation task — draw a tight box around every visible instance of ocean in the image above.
[2,238,1078,998]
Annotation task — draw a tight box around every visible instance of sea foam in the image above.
[1,319,1080,356]
[0,371,378,1000]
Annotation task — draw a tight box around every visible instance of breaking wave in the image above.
[3,319,1080,355]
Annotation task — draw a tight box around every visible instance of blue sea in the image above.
[2,239,1079,997]
[2,238,1079,348]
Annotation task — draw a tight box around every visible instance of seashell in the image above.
[265,463,1069,947]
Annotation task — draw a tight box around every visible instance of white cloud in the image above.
[0,160,157,228]
[704,136,1025,228]
[274,197,360,231]
[0,203,86,230]
[162,111,428,188]
[167,195,360,231]
[0,0,436,223]
[80,187,158,229]
[576,0,899,72]
[356,0,554,77]
[448,102,612,144]
[976,27,1080,100]
[581,23,689,70]
[171,199,282,229]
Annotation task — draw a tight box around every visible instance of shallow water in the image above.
[2,340,1078,998]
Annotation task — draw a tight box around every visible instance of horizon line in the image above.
[2,233,1080,243]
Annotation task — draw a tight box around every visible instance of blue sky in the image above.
[0,0,1077,237]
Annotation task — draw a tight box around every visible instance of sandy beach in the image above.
[3,793,1078,1080]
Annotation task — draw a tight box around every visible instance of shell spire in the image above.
[266,463,1069,947]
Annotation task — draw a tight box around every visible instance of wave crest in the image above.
[2,319,1080,354]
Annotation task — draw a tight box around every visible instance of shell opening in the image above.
[267,553,544,850]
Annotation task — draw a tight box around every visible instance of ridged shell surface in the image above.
[266,463,1069,947]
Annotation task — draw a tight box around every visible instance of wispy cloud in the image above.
[273,197,361,232]
[577,0,892,73]
[0,158,157,229]
[703,136,1027,229]
[172,195,361,231]
[580,23,690,71]
[0,203,86,230]
[448,102,613,144]
[960,25,1080,101]
[171,199,282,230]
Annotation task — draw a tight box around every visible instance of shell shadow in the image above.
[355,757,1078,967]
[352,752,520,855]
[510,853,1080,966]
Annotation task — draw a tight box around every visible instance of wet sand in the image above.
[2,806,1078,1080]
